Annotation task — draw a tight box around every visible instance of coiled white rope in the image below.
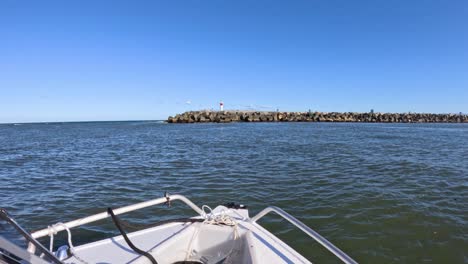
[201,205,239,239]
[48,223,75,253]
[47,222,88,264]
[47,225,55,253]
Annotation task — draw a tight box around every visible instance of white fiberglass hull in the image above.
[65,206,310,264]
[1,195,356,264]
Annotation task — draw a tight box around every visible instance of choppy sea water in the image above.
[0,122,467,263]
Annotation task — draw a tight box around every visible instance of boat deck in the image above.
[65,207,311,264]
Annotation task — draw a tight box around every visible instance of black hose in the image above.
[107,208,158,264]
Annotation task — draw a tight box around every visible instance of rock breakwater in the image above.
[168,111,468,123]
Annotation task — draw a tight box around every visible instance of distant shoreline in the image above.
[168,110,468,123]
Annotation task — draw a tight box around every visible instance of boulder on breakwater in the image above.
[167,111,468,123]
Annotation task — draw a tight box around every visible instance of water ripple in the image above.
[0,122,467,263]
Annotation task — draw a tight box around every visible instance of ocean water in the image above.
[0,121,467,263]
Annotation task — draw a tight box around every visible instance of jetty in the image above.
[168,111,468,123]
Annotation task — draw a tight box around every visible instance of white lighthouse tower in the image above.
[219,101,224,111]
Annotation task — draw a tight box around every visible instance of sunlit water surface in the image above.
[0,122,467,263]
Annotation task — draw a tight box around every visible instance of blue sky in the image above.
[1,0,467,123]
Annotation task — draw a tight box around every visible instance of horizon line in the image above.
[2,109,467,125]
[0,119,165,125]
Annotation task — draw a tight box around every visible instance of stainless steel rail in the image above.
[0,236,53,264]
[27,195,203,254]
[31,195,203,239]
[251,206,358,264]
[0,208,63,264]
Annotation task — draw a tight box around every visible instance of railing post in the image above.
[251,206,357,264]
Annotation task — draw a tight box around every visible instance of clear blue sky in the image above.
[1,1,467,123]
